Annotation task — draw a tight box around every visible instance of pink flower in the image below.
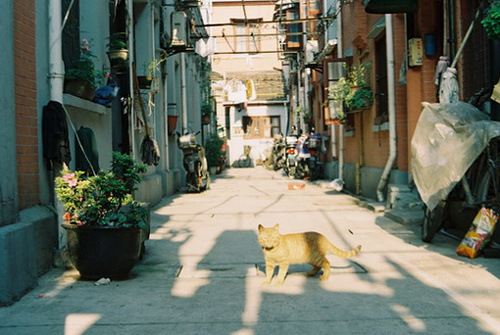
[62,173,78,187]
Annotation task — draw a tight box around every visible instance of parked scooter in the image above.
[176,131,210,192]
[294,133,311,179]
[308,132,324,180]
[272,133,286,171]
[284,135,298,178]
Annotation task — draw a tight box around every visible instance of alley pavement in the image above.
[1,167,500,334]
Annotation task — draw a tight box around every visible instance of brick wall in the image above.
[14,0,39,209]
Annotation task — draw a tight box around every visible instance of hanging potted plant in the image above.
[345,84,374,112]
[202,103,212,125]
[138,58,165,90]
[64,39,107,100]
[55,152,149,280]
[481,1,500,40]
[106,32,129,67]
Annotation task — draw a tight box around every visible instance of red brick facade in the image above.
[14,0,39,209]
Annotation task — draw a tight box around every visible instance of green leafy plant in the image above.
[345,85,374,111]
[107,32,128,51]
[204,133,225,168]
[143,57,166,78]
[327,63,373,112]
[65,39,107,89]
[55,152,148,230]
[481,1,500,40]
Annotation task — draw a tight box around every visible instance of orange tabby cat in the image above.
[258,224,361,285]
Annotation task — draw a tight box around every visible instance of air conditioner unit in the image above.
[171,11,189,48]
[305,40,318,65]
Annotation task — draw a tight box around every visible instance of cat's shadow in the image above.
[256,261,364,278]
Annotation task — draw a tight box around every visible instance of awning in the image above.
[362,0,418,14]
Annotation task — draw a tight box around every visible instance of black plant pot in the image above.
[62,224,142,280]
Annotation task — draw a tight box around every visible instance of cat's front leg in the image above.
[262,263,275,285]
[274,262,289,285]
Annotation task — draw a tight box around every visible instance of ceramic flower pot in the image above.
[64,79,95,101]
[107,49,129,67]
[62,224,142,280]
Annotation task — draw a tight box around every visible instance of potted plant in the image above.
[106,32,129,67]
[138,58,165,90]
[327,64,373,113]
[481,1,500,40]
[202,103,212,125]
[205,133,225,174]
[345,85,374,111]
[64,39,107,100]
[55,152,148,280]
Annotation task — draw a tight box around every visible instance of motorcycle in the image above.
[308,132,324,180]
[272,133,286,171]
[176,131,210,192]
[294,134,311,179]
[283,135,298,178]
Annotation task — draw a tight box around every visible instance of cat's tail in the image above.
[328,244,361,258]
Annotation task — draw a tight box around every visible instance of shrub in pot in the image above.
[55,152,148,280]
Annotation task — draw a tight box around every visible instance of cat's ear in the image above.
[273,224,280,231]
[258,224,264,232]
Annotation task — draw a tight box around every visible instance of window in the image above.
[375,35,389,124]
[243,116,281,138]
[232,19,261,52]
[286,9,301,48]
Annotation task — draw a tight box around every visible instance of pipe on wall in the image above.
[127,0,136,158]
[376,14,397,202]
[181,52,188,132]
[336,1,344,181]
[49,0,64,103]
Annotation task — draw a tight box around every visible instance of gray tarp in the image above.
[411,102,500,211]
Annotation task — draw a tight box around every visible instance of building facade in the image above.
[0,0,209,305]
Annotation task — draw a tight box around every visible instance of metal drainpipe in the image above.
[49,0,63,103]
[181,52,188,133]
[336,1,344,181]
[49,0,65,249]
[127,0,136,158]
[376,14,397,202]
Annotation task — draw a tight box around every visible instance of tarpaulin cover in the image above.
[411,102,500,211]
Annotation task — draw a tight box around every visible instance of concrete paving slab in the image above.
[1,167,500,334]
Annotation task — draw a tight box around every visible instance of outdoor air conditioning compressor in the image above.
[171,11,189,48]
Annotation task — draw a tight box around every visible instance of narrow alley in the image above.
[1,167,500,334]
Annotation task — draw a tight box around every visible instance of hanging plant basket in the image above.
[137,76,155,90]
[202,114,211,125]
[64,79,95,101]
[107,49,129,67]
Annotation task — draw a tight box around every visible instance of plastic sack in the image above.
[456,207,499,259]
[411,102,500,211]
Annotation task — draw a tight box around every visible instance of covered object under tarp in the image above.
[411,102,500,211]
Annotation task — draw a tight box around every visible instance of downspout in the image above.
[49,0,65,249]
[181,52,188,132]
[49,0,64,103]
[449,0,456,61]
[163,64,170,171]
[376,14,396,202]
[127,0,136,158]
[336,1,344,181]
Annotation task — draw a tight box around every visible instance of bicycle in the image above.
[421,135,500,243]
[421,88,500,246]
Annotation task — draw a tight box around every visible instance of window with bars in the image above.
[232,19,261,52]
[242,116,281,138]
